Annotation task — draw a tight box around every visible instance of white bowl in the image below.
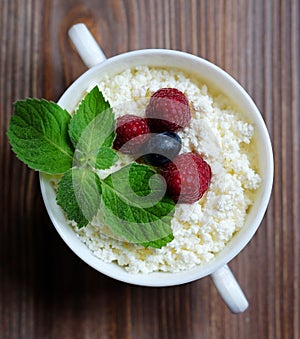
[40,24,274,313]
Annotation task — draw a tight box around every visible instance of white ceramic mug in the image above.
[40,23,274,313]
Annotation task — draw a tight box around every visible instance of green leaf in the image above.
[7,99,74,174]
[56,168,102,228]
[95,147,119,169]
[69,86,117,169]
[100,163,175,248]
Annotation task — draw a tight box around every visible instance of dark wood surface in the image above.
[1,0,299,338]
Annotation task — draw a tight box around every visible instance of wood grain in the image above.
[0,0,299,338]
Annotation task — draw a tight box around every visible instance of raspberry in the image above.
[161,152,212,204]
[113,114,150,154]
[145,88,191,132]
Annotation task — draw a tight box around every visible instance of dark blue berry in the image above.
[142,131,182,166]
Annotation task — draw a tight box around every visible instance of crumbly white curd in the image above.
[68,66,261,273]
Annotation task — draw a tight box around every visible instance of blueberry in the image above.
[142,131,182,166]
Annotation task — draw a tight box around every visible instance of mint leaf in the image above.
[7,99,74,174]
[56,168,102,228]
[7,89,176,249]
[100,163,175,248]
[69,86,118,169]
[95,147,119,169]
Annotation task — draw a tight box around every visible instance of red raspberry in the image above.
[161,152,212,204]
[113,114,150,154]
[145,88,191,132]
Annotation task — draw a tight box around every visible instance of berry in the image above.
[142,131,182,166]
[113,114,150,154]
[146,88,191,132]
[161,152,211,204]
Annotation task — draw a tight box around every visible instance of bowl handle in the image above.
[68,23,107,68]
[210,264,249,313]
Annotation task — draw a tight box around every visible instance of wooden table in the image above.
[1,0,299,338]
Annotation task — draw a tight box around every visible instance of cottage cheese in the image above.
[69,66,261,273]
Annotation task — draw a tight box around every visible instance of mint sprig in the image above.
[7,86,175,248]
